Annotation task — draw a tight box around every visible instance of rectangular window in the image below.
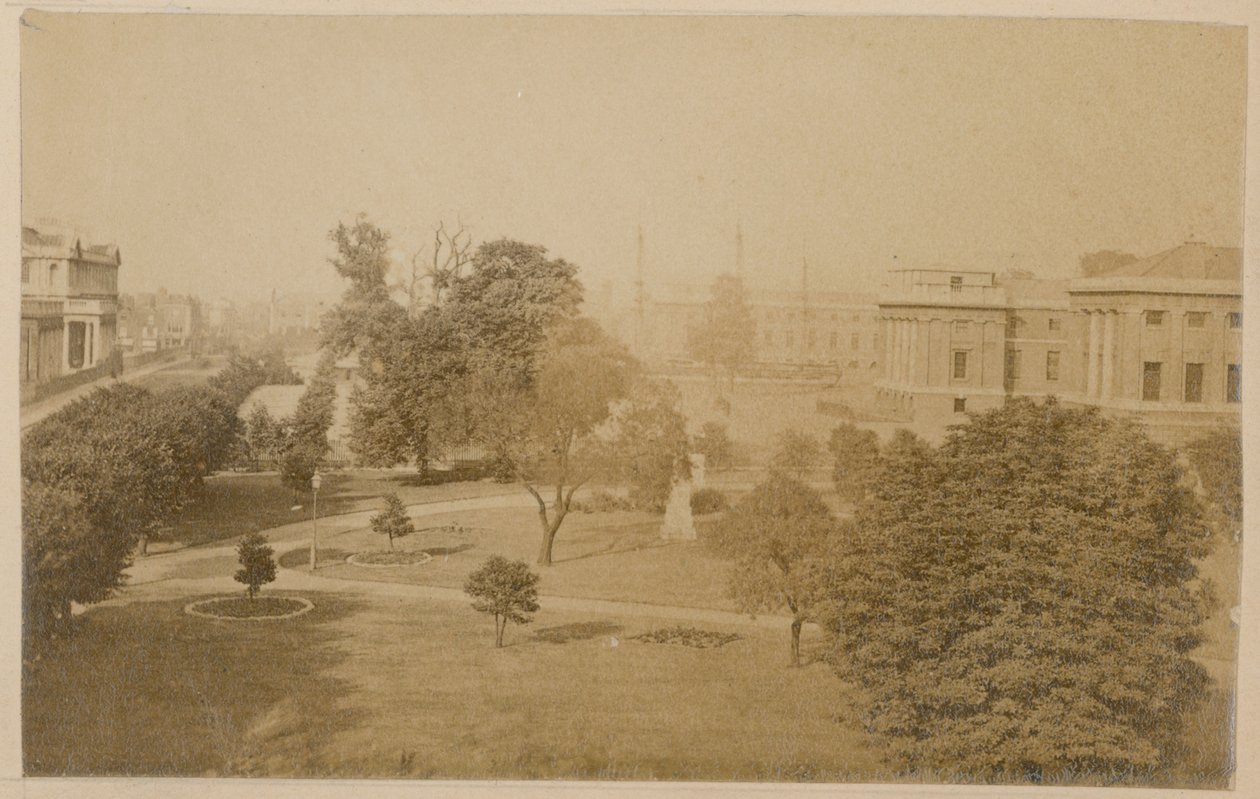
[1006,349,1021,380]
[1144,310,1165,327]
[952,350,968,380]
[807,330,816,350]
[954,321,970,335]
[1142,362,1162,401]
[765,330,773,344]
[1186,312,1207,329]
[954,397,966,413]
[829,332,837,350]
[950,276,963,293]
[1227,364,1242,403]
[21,263,29,283]
[67,322,86,370]
[1048,317,1061,332]
[1184,363,1203,403]
[850,332,860,350]
[1229,312,1242,329]
[1046,351,1060,382]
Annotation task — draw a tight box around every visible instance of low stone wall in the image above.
[19,350,123,406]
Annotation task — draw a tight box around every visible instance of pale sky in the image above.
[20,13,1247,307]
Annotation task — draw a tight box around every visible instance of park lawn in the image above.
[24,590,881,780]
[291,506,737,611]
[128,356,228,393]
[23,592,363,776]
[163,471,518,548]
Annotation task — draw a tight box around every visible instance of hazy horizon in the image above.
[21,13,1246,308]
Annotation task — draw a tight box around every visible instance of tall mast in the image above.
[735,221,745,281]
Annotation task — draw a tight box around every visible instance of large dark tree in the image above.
[707,473,838,666]
[824,398,1212,780]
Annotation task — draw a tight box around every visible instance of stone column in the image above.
[1086,310,1101,399]
[1100,310,1116,399]
[907,318,919,385]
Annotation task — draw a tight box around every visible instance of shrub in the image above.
[234,532,277,599]
[690,487,729,515]
[464,556,541,648]
[570,490,633,514]
[827,422,881,502]
[770,428,823,480]
[370,493,414,550]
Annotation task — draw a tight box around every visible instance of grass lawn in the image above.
[24,592,362,776]
[162,471,520,549]
[24,591,881,780]
[129,356,228,393]
[285,506,737,611]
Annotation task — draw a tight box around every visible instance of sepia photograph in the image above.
[11,4,1252,793]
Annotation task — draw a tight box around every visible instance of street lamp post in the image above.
[309,471,322,571]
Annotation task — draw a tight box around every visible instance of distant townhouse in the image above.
[876,242,1242,445]
[21,225,121,388]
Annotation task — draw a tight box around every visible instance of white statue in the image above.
[661,454,698,541]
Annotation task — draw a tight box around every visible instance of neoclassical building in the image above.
[21,225,121,389]
[876,242,1242,445]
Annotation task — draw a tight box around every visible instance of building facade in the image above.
[21,225,121,386]
[876,243,1242,444]
[640,281,882,375]
[117,288,202,354]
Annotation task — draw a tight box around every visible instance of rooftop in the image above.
[1098,242,1241,282]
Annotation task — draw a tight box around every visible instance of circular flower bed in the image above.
[185,595,313,621]
[346,550,434,568]
[630,625,741,649]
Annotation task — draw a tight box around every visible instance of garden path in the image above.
[118,491,796,631]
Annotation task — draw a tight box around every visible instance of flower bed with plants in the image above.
[346,550,435,567]
[630,625,741,649]
[184,595,313,620]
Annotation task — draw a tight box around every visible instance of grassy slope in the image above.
[24,592,877,780]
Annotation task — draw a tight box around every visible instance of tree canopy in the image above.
[708,472,838,666]
[687,272,756,387]
[824,398,1212,780]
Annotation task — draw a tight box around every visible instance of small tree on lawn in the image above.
[464,555,541,648]
[234,532,277,600]
[370,492,414,550]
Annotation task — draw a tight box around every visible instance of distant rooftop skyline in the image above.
[21,13,1245,307]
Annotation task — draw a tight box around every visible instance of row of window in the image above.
[1003,350,1061,382]
[1145,310,1241,329]
[764,329,867,350]
[1142,361,1242,403]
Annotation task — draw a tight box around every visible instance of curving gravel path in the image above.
[116,491,797,631]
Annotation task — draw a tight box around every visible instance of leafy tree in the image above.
[824,398,1212,780]
[506,319,639,565]
[1078,250,1138,278]
[606,379,691,513]
[321,215,408,355]
[707,473,837,666]
[693,421,734,471]
[370,493,414,550]
[347,310,468,468]
[444,238,583,373]
[245,403,287,463]
[22,481,105,641]
[828,423,882,502]
[1184,425,1242,539]
[234,532,277,599]
[770,427,822,480]
[463,555,541,648]
[687,273,756,390]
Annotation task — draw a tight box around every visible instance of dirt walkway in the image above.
[20,354,192,430]
[118,492,794,631]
